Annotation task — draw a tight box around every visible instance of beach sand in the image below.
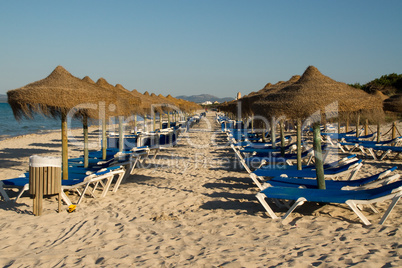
[1,113,402,267]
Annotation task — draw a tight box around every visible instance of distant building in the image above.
[213,101,219,104]
[201,101,213,105]
[236,92,241,100]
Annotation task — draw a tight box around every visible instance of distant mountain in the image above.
[0,94,7,103]
[176,94,234,103]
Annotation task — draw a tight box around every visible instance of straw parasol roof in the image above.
[156,94,176,112]
[96,78,141,116]
[254,66,383,120]
[130,89,165,115]
[82,76,96,84]
[7,66,117,121]
[239,75,301,117]
[383,94,402,113]
[373,90,389,101]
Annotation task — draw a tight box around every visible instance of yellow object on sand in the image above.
[68,205,77,213]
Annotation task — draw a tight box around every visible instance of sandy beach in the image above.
[1,112,402,267]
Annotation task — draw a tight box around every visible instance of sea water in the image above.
[0,103,149,141]
[0,103,84,140]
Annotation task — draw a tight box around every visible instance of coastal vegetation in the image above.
[350,73,402,96]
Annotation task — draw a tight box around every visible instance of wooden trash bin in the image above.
[29,155,62,216]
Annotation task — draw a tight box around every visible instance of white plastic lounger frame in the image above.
[256,184,402,225]
[61,168,125,206]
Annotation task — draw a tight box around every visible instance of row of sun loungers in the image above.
[323,130,402,160]
[217,115,402,225]
[0,114,204,207]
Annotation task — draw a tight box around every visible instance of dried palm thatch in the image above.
[384,94,402,113]
[254,66,383,120]
[96,78,141,116]
[156,94,176,112]
[166,94,190,112]
[240,75,301,118]
[254,66,384,190]
[82,76,96,84]
[7,66,117,121]
[374,90,389,101]
[7,66,125,179]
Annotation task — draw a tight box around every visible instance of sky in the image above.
[1,0,401,98]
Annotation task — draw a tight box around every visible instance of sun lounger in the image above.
[253,159,363,182]
[61,166,126,205]
[357,144,402,160]
[255,179,402,225]
[247,157,362,190]
[0,166,125,204]
[339,136,402,156]
[261,166,398,190]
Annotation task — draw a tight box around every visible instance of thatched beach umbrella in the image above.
[114,83,142,150]
[130,90,165,132]
[240,75,301,144]
[150,93,172,129]
[96,78,141,155]
[254,66,383,189]
[157,94,177,127]
[7,66,118,180]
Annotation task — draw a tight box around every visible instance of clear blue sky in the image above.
[1,0,401,98]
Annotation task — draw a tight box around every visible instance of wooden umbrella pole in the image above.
[392,121,397,146]
[61,114,68,180]
[377,123,381,143]
[280,119,285,156]
[271,117,276,149]
[83,115,89,168]
[159,113,163,129]
[346,117,349,133]
[134,114,137,135]
[144,116,147,132]
[297,118,302,170]
[356,114,360,138]
[251,115,254,133]
[119,116,124,152]
[313,123,325,189]
[153,113,156,132]
[168,112,171,128]
[102,119,107,160]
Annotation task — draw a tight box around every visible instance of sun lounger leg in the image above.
[379,149,392,161]
[249,174,263,190]
[100,175,114,198]
[337,143,346,153]
[256,193,279,219]
[306,155,313,165]
[346,200,371,225]
[112,172,125,193]
[0,182,10,202]
[60,190,72,206]
[379,193,402,225]
[282,197,306,220]
[14,184,29,203]
[367,148,378,160]
[347,163,363,181]
[77,183,92,204]
[130,158,140,175]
